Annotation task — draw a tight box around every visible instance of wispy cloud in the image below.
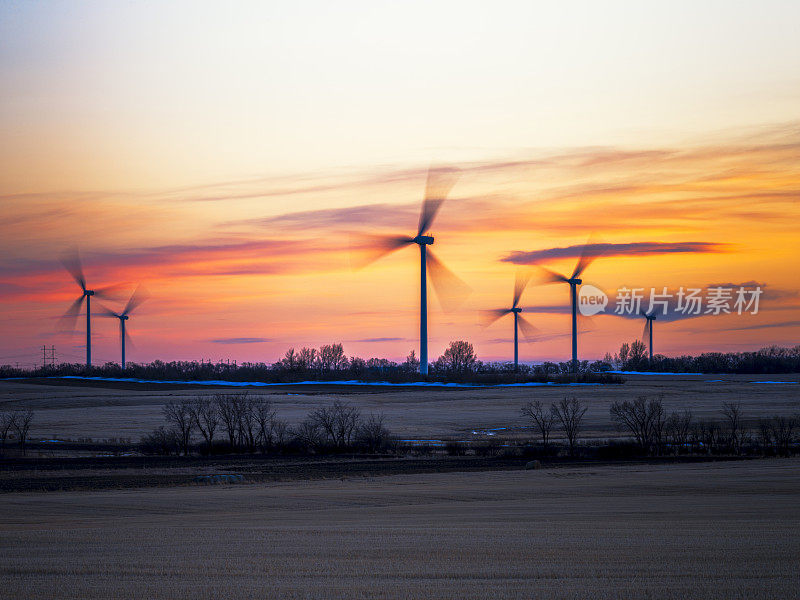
[209,337,271,344]
[502,242,729,265]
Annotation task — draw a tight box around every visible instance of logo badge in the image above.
[578,284,608,316]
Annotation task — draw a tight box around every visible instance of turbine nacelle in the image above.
[567,278,582,286]
[84,290,95,296]
[414,235,434,245]
[510,307,522,314]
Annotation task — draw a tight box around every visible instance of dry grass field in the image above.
[1,373,798,443]
[1,459,798,599]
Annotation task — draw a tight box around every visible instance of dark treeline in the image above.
[605,343,800,374]
[3,342,799,384]
[0,341,622,384]
[142,393,392,456]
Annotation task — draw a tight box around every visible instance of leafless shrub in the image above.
[665,409,693,453]
[139,426,180,455]
[521,400,555,452]
[552,397,587,457]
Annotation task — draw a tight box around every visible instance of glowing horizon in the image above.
[1,1,799,367]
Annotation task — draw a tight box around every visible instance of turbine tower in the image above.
[59,249,121,367]
[100,285,149,368]
[484,271,538,370]
[641,310,656,362]
[538,242,603,373]
[354,167,468,375]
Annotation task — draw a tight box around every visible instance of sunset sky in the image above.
[1,1,799,367]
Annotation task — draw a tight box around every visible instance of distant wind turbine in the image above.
[59,249,122,367]
[354,167,470,374]
[100,285,149,369]
[538,241,603,372]
[483,271,539,370]
[641,310,656,362]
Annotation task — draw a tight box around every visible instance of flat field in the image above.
[1,459,798,599]
[0,373,797,442]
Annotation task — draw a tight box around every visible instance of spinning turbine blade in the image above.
[481,308,512,327]
[426,249,470,312]
[93,283,128,301]
[349,233,415,268]
[642,319,651,343]
[517,313,540,343]
[513,270,532,308]
[60,248,86,291]
[122,284,150,316]
[57,296,85,332]
[571,243,601,279]
[536,266,569,284]
[418,166,460,235]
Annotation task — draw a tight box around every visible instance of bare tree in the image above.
[356,413,390,453]
[722,402,745,455]
[770,415,797,457]
[189,396,219,449]
[665,409,692,454]
[0,412,15,454]
[236,394,258,452]
[163,400,194,455]
[12,409,34,456]
[691,420,720,455]
[437,340,477,374]
[269,417,289,450]
[297,347,317,371]
[292,419,324,451]
[521,400,555,452]
[552,397,587,457]
[282,348,298,371]
[610,396,665,454]
[757,418,773,454]
[215,393,240,450]
[317,343,348,372]
[252,397,276,452]
[310,400,361,448]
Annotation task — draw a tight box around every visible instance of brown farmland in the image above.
[0,373,798,443]
[1,459,799,599]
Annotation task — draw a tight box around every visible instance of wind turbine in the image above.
[538,242,603,373]
[641,310,656,362]
[354,167,469,374]
[100,285,149,369]
[58,249,122,367]
[483,271,539,370]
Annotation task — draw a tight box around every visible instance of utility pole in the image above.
[41,345,56,368]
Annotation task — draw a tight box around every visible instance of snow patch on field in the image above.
[608,370,699,375]
[48,376,603,388]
